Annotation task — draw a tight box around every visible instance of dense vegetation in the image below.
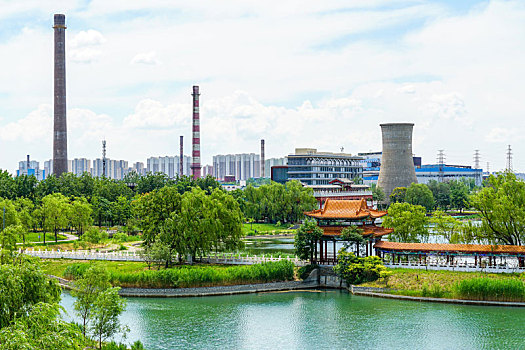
[333,249,390,285]
[454,277,525,302]
[58,260,295,288]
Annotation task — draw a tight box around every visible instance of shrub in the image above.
[333,249,388,285]
[82,228,103,244]
[421,283,445,298]
[112,232,128,243]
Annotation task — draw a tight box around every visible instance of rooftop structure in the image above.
[377,123,417,202]
[306,178,372,207]
[287,148,363,185]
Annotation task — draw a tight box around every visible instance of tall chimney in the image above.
[179,135,184,177]
[191,86,201,178]
[27,155,30,174]
[260,139,265,178]
[53,14,68,177]
[377,123,418,203]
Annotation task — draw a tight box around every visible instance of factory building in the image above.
[17,157,45,180]
[286,148,363,185]
[416,164,483,187]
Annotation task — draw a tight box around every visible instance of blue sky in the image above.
[0,0,524,173]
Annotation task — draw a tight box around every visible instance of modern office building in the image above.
[213,153,261,181]
[286,148,363,185]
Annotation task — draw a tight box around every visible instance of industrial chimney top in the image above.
[380,122,414,127]
[54,14,66,26]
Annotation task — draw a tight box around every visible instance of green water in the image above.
[60,291,525,349]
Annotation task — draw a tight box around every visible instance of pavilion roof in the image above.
[305,198,387,220]
[374,241,525,255]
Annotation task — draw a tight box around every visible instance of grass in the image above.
[455,278,525,302]
[243,223,295,236]
[41,259,295,288]
[20,232,67,243]
[361,268,525,301]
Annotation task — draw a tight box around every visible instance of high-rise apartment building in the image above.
[71,158,91,175]
[212,153,261,181]
[146,156,191,178]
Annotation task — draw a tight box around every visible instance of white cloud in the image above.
[130,52,160,65]
[70,30,106,48]
[0,104,52,142]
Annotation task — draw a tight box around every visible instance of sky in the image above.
[0,0,524,173]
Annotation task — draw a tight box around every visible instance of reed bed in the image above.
[64,260,295,288]
[454,278,525,302]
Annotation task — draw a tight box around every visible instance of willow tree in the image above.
[382,202,429,242]
[294,220,323,263]
[471,172,525,246]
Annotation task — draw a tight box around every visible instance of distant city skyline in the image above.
[0,1,524,173]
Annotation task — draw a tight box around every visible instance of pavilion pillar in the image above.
[325,240,328,262]
[366,241,369,257]
[319,239,324,264]
[333,239,336,262]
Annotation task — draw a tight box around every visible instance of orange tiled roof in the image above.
[374,241,525,255]
[321,225,393,237]
[305,198,387,219]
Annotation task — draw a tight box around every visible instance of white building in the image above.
[146,156,192,178]
[71,158,91,175]
[213,153,261,181]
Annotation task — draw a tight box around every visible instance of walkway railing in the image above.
[384,260,525,273]
[21,249,307,266]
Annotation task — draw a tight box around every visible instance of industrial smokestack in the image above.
[377,123,418,203]
[26,155,30,173]
[179,135,184,177]
[52,14,68,177]
[191,86,201,178]
[261,139,265,178]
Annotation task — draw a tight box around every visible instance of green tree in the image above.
[0,258,61,328]
[0,301,89,350]
[0,198,20,230]
[13,174,37,200]
[405,183,435,211]
[426,180,451,210]
[341,226,365,256]
[0,170,15,199]
[72,263,111,337]
[69,197,93,236]
[389,187,407,204]
[90,287,127,349]
[430,210,462,243]
[370,183,386,207]
[450,180,470,212]
[14,197,34,239]
[471,172,525,245]
[294,220,323,263]
[0,225,23,264]
[42,193,70,242]
[382,202,429,242]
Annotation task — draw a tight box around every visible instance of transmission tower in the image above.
[437,150,446,182]
[506,145,513,172]
[473,150,480,169]
[102,140,107,177]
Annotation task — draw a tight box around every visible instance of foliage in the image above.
[470,172,525,246]
[63,260,294,288]
[389,187,407,204]
[370,183,385,205]
[72,263,112,336]
[405,183,435,211]
[241,180,317,223]
[382,202,429,242]
[134,187,244,265]
[111,232,129,243]
[426,180,451,209]
[0,258,61,329]
[340,226,365,256]
[430,210,462,243]
[69,197,93,236]
[41,193,70,243]
[90,287,127,349]
[139,240,172,269]
[0,302,89,350]
[294,220,323,262]
[333,249,388,285]
[449,180,470,211]
[454,277,525,302]
[82,227,108,244]
[421,283,445,298]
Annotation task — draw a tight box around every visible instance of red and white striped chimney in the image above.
[191,86,201,178]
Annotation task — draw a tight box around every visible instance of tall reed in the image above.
[454,277,525,302]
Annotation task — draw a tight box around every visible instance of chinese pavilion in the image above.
[304,198,392,264]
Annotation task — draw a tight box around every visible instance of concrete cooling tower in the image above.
[377,123,417,202]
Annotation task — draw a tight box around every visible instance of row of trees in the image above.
[390,179,472,212]
[234,181,317,223]
[383,173,525,246]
